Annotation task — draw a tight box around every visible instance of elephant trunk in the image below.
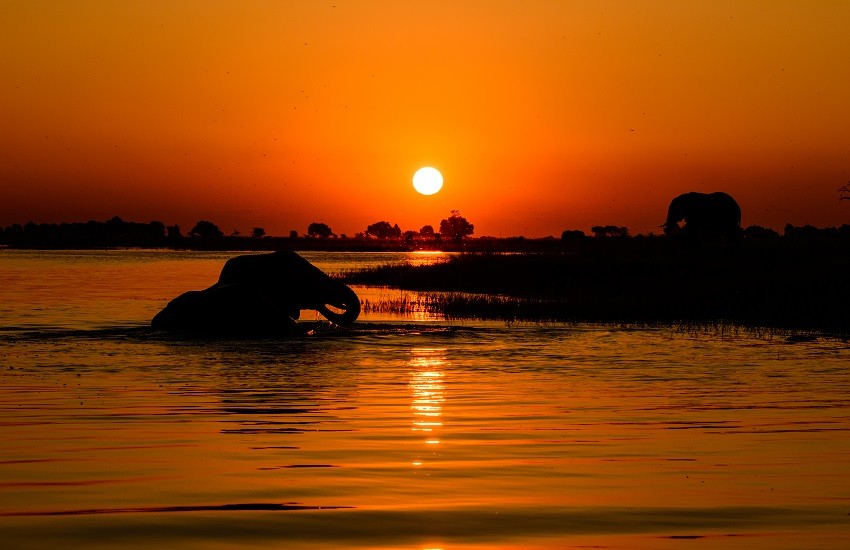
[316,282,361,325]
[662,211,681,235]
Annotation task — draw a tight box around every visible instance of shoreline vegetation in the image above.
[343,239,850,338]
[2,217,849,337]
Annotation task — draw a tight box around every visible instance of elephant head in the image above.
[663,192,741,240]
[216,251,361,325]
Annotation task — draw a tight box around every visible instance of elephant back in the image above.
[219,251,324,285]
[216,251,360,324]
[217,251,332,305]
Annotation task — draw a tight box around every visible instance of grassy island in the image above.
[344,237,850,337]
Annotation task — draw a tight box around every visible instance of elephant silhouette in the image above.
[151,251,360,335]
[663,192,741,240]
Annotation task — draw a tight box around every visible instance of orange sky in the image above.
[2,1,849,237]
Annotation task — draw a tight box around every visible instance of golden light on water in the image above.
[409,348,446,468]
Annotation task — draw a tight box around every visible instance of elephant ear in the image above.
[317,283,361,325]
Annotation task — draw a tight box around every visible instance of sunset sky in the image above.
[2,1,849,237]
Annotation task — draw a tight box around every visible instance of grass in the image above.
[360,291,571,322]
[343,238,850,337]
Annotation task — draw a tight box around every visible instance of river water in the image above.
[1,250,848,549]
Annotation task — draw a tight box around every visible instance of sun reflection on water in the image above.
[409,348,446,468]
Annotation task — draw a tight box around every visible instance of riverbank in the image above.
[344,239,850,336]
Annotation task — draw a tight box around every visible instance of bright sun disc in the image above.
[412,167,443,195]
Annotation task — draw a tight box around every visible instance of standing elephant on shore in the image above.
[151,251,360,335]
[662,192,742,240]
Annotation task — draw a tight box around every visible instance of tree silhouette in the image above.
[366,221,401,239]
[147,221,167,239]
[561,229,585,241]
[307,222,334,238]
[189,220,224,239]
[591,225,629,238]
[251,227,266,238]
[420,225,435,238]
[439,211,474,242]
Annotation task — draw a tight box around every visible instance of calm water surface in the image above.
[1,250,849,549]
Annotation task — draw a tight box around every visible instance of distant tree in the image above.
[591,225,628,238]
[420,225,435,238]
[289,230,299,239]
[743,225,779,240]
[784,224,821,240]
[561,229,585,241]
[251,227,266,238]
[366,221,390,238]
[166,225,182,239]
[403,230,418,243]
[439,210,474,242]
[102,216,128,238]
[841,182,850,201]
[230,229,241,237]
[307,222,334,238]
[366,221,401,239]
[189,220,224,239]
[148,221,167,239]
[0,223,20,244]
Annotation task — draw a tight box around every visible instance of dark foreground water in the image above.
[1,250,849,549]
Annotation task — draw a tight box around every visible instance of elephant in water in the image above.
[663,192,741,240]
[151,251,360,335]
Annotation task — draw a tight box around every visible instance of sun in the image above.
[412,167,443,195]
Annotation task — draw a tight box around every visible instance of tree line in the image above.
[305,210,474,243]
[4,212,848,249]
[0,211,475,246]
